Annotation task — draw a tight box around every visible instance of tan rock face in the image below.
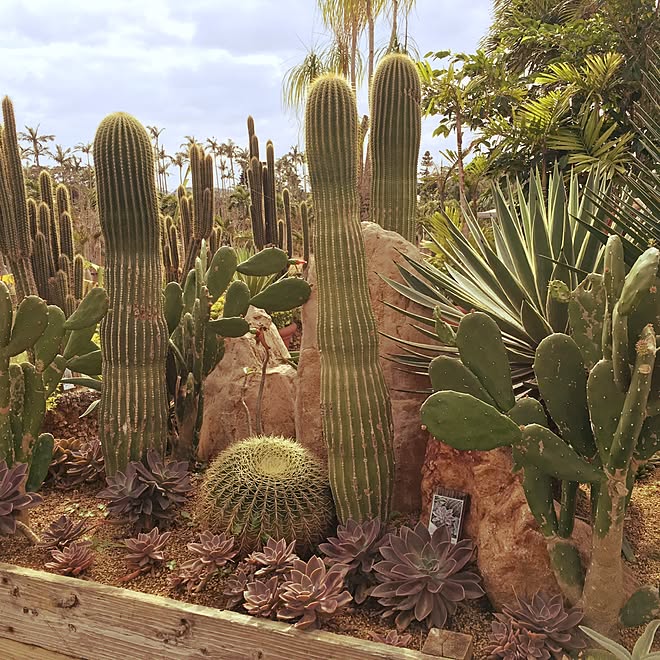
[420,438,592,609]
[295,222,434,512]
[197,308,297,461]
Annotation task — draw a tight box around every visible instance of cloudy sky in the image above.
[1,0,492,178]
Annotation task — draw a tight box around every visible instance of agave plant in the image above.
[580,619,660,660]
[38,515,90,551]
[371,522,484,631]
[97,450,192,531]
[123,527,172,576]
[385,166,609,391]
[45,541,94,576]
[0,462,42,535]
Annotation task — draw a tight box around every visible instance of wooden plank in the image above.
[0,637,80,660]
[0,563,427,660]
[422,629,473,660]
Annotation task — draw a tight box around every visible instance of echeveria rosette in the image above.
[277,556,352,629]
[319,517,386,604]
[0,461,43,535]
[371,522,484,631]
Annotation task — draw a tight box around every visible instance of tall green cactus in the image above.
[421,239,660,637]
[369,53,421,244]
[94,112,169,476]
[0,97,38,300]
[306,74,395,523]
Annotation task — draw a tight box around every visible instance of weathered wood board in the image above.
[0,562,457,660]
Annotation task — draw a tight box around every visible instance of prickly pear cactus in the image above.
[167,241,310,460]
[421,239,660,637]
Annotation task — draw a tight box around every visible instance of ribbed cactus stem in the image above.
[369,53,421,243]
[283,188,293,257]
[73,255,84,301]
[0,97,37,300]
[59,211,74,262]
[94,112,169,476]
[55,183,70,220]
[264,141,277,245]
[306,74,395,523]
[301,201,310,271]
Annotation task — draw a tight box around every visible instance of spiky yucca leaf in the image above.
[386,166,608,392]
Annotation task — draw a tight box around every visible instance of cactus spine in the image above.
[369,53,421,243]
[94,112,169,475]
[420,239,660,636]
[306,74,395,523]
[0,97,38,300]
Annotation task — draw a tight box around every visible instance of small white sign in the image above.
[429,493,465,544]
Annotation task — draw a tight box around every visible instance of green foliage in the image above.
[196,436,335,555]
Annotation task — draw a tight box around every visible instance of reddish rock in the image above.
[198,308,297,461]
[420,438,593,610]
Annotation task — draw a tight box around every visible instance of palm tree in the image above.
[282,45,330,112]
[180,136,198,153]
[52,144,73,181]
[147,126,166,192]
[170,152,187,186]
[223,139,237,187]
[75,142,93,168]
[18,124,55,168]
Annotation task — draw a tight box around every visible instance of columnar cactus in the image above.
[369,53,421,244]
[94,112,169,476]
[0,97,38,300]
[305,74,395,523]
[420,238,660,637]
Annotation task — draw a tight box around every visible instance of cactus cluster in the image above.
[0,97,38,301]
[421,237,660,636]
[0,281,106,491]
[94,112,169,476]
[245,118,296,256]
[305,74,395,523]
[369,53,421,244]
[29,170,85,316]
[166,241,311,459]
[196,435,335,555]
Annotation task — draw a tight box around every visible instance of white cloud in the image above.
[0,0,493,171]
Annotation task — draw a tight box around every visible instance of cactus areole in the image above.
[305,75,395,523]
[94,113,169,475]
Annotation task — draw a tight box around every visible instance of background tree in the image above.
[18,124,54,168]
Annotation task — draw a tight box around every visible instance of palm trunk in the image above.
[455,109,469,237]
[367,0,375,82]
[389,0,399,49]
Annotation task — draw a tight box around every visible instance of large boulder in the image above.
[420,439,593,610]
[295,222,434,512]
[198,308,297,461]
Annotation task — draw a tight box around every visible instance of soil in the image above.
[2,389,659,657]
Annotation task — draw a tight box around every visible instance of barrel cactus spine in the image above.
[196,435,335,555]
[369,53,421,244]
[94,112,169,476]
[305,74,395,523]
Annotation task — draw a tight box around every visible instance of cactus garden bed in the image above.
[0,389,659,657]
[0,388,492,659]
